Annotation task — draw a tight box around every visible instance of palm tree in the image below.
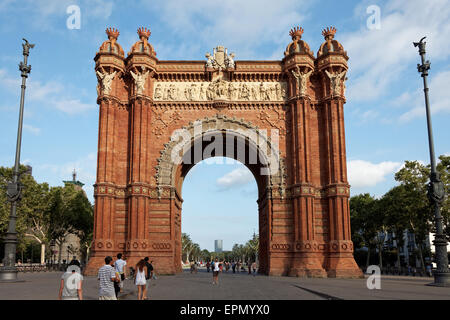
[181,233,193,263]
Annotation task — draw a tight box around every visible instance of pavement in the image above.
[0,267,449,300]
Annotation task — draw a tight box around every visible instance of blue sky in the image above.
[0,0,449,251]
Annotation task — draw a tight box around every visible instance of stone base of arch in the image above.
[325,254,364,278]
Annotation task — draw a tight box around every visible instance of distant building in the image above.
[215,240,223,253]
[24,165,32,176]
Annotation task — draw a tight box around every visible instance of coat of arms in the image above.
[206,46,235,70]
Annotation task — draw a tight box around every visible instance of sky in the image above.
[0,0,449,252]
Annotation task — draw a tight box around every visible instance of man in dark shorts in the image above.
[144,257,154,299]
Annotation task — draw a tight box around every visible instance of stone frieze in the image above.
[153,80,288,102]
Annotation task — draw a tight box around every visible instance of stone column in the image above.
[125,96,152,264]
[86,97,119,274]
[322,95,361,278]
[289,89,326,277]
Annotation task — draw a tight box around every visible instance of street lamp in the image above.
[413,37,450,287]
[0,39,34,282]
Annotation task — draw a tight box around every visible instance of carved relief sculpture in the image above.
[96,68,117,95]
[153,81,287,102]
[130,66,150,95]
[291,66,312,96]
[205,46,236,70]
[324,69,346,97]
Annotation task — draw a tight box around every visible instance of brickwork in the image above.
[85,26,362,278]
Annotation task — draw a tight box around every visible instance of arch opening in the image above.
[172,130,276,274]
[180,158,259,266]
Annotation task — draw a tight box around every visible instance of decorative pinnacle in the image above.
[322,26,337,39]
[289,26,304,39]
[106,27,120,40]
[137,27,151,40]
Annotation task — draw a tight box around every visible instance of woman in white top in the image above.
[212,258,221,285]
[134,259,148,300]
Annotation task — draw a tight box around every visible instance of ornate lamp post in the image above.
[0,39,34,282]
[413,37,450,286]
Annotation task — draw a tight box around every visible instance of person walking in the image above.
[426,264,432,277]
[134,259,148,300]
[98,256,120,300]
[144,257,153,299]
[232,261,236,273]
[212,258,221,285]
[251,261,257,276]
[206,261,210,272]
[59,261,83,300]
[69,256,81,268]
[113,268,121,298]
[114,253,127,293]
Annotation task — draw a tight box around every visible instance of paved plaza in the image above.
[0,268,449,300]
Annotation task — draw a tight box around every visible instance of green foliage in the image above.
[0,165,50,250]
[350,193,378,249]
[437,155,450,239]
[0,165,93,263]
[46,185,94,260]
[350,156,449,270]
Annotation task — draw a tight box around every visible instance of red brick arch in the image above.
[85,27,362,278]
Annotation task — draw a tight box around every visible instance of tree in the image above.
[181,233,193,263]
[21,179,50,264]
[350,194,378,268]
[190,243,201,262]
[245,233,259,263]
[0,165,49,264]
[395,160,435,272]
[200,249,210,262]
[46,184,93,266]
[65,191,93,264]
[371,198,388,269]
[436,155,450,240]
[380,186,409,268]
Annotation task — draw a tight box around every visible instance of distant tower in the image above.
[214,240,223,253]
[63,169,86,195]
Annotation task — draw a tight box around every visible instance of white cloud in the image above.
[144,0,313,59]
[53,99,94,115]
[0,68,95,115]
[341,0,450,102]
[216,167,254,190]
[399,69,450,122]
[347,160,402,188]
[23,124,41,135]
[0,0,114,31]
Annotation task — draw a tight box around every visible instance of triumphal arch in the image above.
[85,26,362,278]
